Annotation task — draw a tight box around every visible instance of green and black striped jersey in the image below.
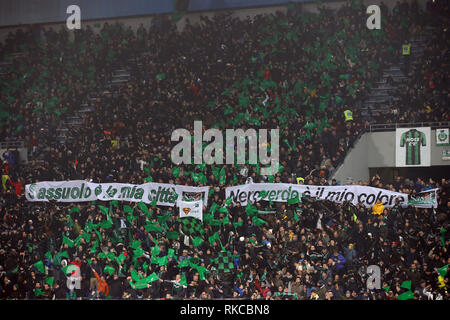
[400,129,426,165]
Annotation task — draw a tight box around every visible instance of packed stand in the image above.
[0,1,448,300]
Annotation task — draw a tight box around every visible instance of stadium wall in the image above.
[332,129,450,184]
[0,0,430,41]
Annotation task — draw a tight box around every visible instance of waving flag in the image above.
[178,200,203,221]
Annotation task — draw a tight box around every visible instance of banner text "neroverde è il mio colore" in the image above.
[25,181,437,209]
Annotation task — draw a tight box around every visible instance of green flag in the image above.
[33,288,44,297]
[44,251,52,260]
[34,261,45,273]
[69,207,80,214]
[294,209,301,222]
[98,205,109,215]
[192,236,203,247]
[180,275,188,286]
[218,206,228,214]
[245,204,258,216]
[62,235,74,248]
[116,253,126,265]
[127,212,136,224]
[107,251,116,261]
[157,212,171,225]
[59,251,69,259]
[90,241,99,254]
[211,250,235,273]
[208,232,220,246]
[252,216,267,227]
[98,252,107,259]
[145,222,162,233]
[123,205,134,214]
[233,220,244,228]
[158,256,168,266]
[287,195,300,205]
[156,73,166,81]
[99,220,113,229]
[400,280,412,291]
[168,248,176,259]
[130,280,148,290]
[82,231,91,243]
[219,166,226,185]
[209,202,219,215]
[45,277,54,287]
[437,265,449,277]
[131,269,142,282]
[166,231,180,240]
[224,197,233,206]
[397,291,414,300]
[209,219,222,227]
[134,248,145,258]
[151,246,160,256]
[104,265,115,276]
[143,272,159,283]
[130,240,141,250]
[138,202,149,215]
[196,266,209,281]
[178,258,190,268]
[222,216,230,225]
[172,167,180,178]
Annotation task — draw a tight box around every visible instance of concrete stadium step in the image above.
[78,107,95,113]
[114,70,130,77]
[65,119,82,125]
[382,74,407,82]
[112,72,129,78]
[66,115,81,120]
[110,78,129,84]
[383,68,404,77]
[369,88,392,96]
[387,64,401,70]
[0,60,12,67]
[363,102,390,109]
[366,96,390,103]
[374,82,395,89]
[7,52,26,60]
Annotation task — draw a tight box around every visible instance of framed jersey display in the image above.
[396,127,431,167]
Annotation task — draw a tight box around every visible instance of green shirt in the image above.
[400,129,426,165]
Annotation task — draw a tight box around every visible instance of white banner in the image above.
[436,128,450,146]
[178,200,203,221]
[25,181,209,207]
[396,127,431,167]
[407,188,438,208]
[225,183,409,208]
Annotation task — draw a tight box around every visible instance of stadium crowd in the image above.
[0,0,448,300]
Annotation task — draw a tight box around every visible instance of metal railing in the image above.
[369,121,450,132]
[0,140,24,149]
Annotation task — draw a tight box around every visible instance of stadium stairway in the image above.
[56,67,130,143]
[360,27,433,121]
